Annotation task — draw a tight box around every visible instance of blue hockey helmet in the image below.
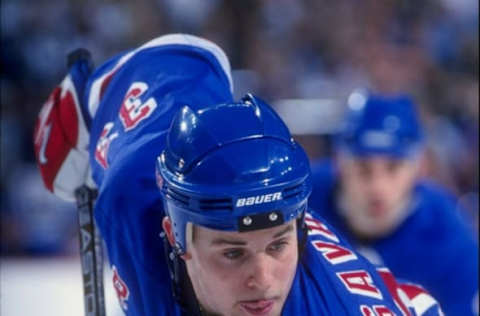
[156,94,311,254]
[336,90,424,159]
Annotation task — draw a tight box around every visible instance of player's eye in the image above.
[387,160,403,173]
[223,249,244,260]
[267,240,289,253]
[355,161,372,177]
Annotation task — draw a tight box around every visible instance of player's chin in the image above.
[367,201,389,217]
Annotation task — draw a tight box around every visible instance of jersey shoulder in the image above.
[409,179,475,242]
[285,212,443,315]
[415,179,459,211]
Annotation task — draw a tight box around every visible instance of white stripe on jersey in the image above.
[88,33,233,118]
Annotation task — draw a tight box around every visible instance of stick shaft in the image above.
[76,185,106,316]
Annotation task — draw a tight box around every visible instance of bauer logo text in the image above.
[236,192,282,207]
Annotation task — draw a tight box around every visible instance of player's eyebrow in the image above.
[210,223,294,246]
[273,223,294,238]
[210,238,247,246]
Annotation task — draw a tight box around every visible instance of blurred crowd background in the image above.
[1,0,478,257]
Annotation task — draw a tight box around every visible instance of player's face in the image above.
[338,154,418,238]
[185,222,298,316]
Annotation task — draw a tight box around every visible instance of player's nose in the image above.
[245,253,273,291]
[366,170,389,196]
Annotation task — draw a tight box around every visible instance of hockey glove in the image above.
[33,49,94,202]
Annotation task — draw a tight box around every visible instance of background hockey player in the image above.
[33,34,443,315]
[309,91,478,316]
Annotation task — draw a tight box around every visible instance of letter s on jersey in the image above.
[119,82,157,131]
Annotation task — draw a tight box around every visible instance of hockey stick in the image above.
[67,48,106,316]
[75,185,106,316]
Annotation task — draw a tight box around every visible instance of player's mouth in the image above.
[368,200,387,217]
[240,299,275,315]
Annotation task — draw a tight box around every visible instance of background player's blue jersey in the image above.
[309,158,479,316]
[74,34,442,315]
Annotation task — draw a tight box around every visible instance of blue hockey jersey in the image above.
[309,159,478,316]
[70,34,443,315]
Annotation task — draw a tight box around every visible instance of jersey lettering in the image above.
[119,82,157,131]
[373,305,396,316]
[337,270,383,300]
[361,305,397,316]
[361,305,375,316]
[95,122,118,169]
[312,240,358,264]
[305,214,339,242]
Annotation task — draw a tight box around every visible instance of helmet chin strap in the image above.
[297,210,309,259]
[161,231,203,316]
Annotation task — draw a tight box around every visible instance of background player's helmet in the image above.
[336,90,424,158]
[156,94,311,254]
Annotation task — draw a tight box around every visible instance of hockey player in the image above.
[309,91,478,316]
[33,34,443,315]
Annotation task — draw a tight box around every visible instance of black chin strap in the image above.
[297,211,309,259]
[161,232,203,316]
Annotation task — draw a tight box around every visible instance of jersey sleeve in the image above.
[84,34,233,315]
